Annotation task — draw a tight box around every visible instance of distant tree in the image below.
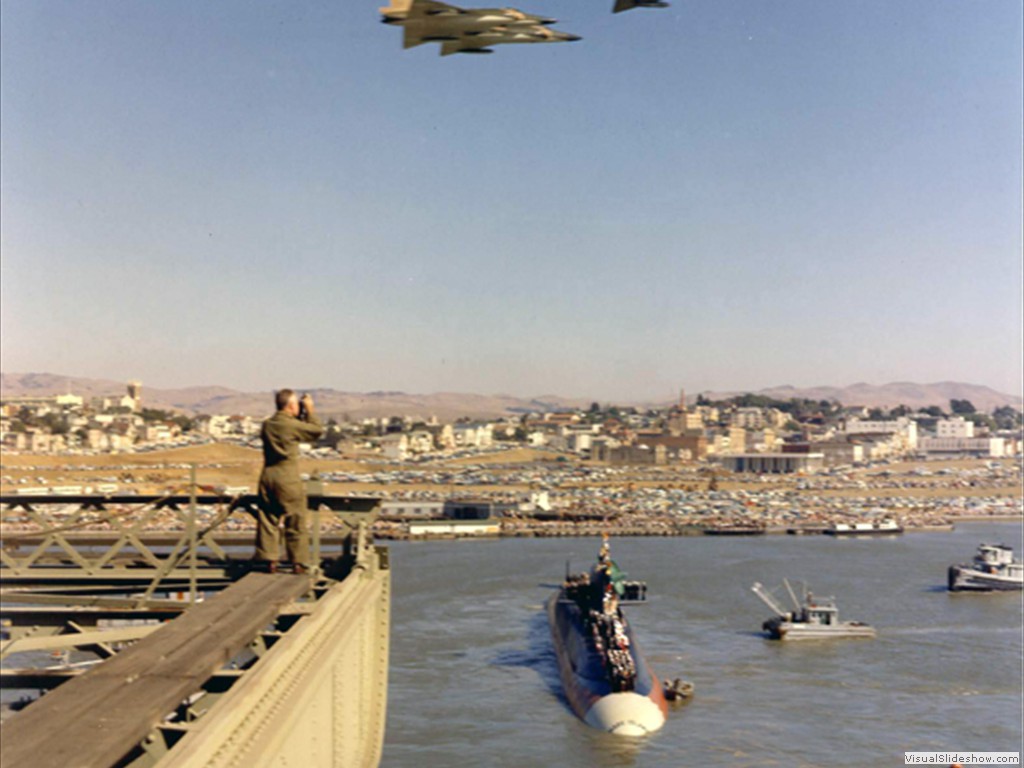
[949,399,976,415]
[39,412,68,435]
[867,407,887,420]
[170,415,194,432]
[696,394,711,406]
[589,401,601,414]
[140,408,169,422]
[992,406,1023,430]
[965,413,996,431]
[889,404,912,418]
[733,394,774,409]
[922,405,945,417]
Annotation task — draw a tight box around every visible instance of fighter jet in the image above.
[612,0,669,13]
[437,24,581,55]
[380,0,580,54]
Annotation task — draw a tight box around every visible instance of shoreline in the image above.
[1,515,1020,546]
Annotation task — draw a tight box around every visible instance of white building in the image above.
[407,519,501,537]
[731,408,766,429]
[55,393,84,408]
[380,500,444,518]
[527,430,548,447]
[918,437,1005,457]
[407,430,435,454]
[936,417,975,439]
[453,423,493,449]
[379,434,409,461]
[566,430,594,454]
[843,417,918,451]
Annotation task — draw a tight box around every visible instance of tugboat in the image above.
[547,535,668,736]
[751,580,876,640]
[948,544,1024,592]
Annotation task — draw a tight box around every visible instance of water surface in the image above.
[382,522,1023,767]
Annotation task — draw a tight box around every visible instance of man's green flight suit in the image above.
[256,409,324,567]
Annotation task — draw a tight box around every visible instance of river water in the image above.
[381,522,1023,767]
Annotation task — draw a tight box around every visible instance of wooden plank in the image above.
[0,573,309,768]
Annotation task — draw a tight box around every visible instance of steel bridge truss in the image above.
[0,481,389,768]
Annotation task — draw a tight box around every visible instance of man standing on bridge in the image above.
[255,389,324,574]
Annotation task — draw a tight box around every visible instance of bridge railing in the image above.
[0,474,380,596]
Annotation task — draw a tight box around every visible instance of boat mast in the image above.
[783,578,802,611]
[751,582,789,616]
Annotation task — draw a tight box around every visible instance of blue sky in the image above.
[1,0,1021,400]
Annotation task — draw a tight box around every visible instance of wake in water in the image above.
[490,610,564,702]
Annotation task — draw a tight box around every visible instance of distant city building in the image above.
[783,441,863,466]
[442,499,512,519]
[936,417,975,439]
[633,432,708,461]
[407,519,501,537]
[379,433,408,461]
[719,452,824,474]
[452,423,493,449]
[918,437,1005,457]
[593,444,667,466]
[728,425,747,454]
[843,417,918,451]
[123,380,142,412]
[380,500,444,518]
[731,407,767,429]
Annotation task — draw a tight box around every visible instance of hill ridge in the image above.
[1,372,1020,419]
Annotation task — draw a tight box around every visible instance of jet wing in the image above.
[403,24,461,48]
[612,0,637,12]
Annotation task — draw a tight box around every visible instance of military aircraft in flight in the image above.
[436,24,581,55]
[612,0,669,12]
[380,0,580,54]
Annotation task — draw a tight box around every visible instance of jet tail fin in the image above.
[380,0,413,19]
[612,0,636,12]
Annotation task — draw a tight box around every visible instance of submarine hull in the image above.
[546,592,668,736]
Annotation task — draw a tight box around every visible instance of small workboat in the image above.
[751,580,876,640]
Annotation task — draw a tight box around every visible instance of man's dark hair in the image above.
[275,389,295,411]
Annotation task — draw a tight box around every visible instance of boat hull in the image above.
[948,565,1024,592]
[763,618,876,640]
[546,593,667,735]
[824,527,903,536]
